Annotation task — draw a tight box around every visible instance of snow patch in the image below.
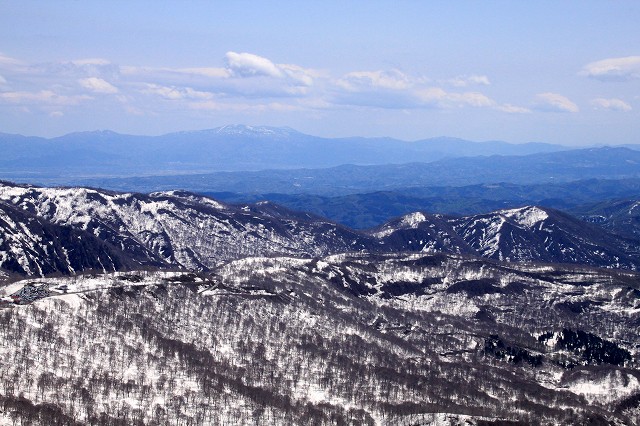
[501,206,549,228]
[399,212,427,228]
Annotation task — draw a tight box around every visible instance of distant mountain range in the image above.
[203,178,640,229]
[66,146,640,197]
[0,125,568,182]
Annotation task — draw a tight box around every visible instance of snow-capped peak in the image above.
[500,206,549,228]
[399,212,428,228]
[214,124,298,137]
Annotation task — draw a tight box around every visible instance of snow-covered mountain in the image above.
[0,200,157,276]
[1,252,638,424]
[373,206,640,270]
[452,206,640,266]
[0,182,373,274]
[2,180,640,424]
[2,182,640,277]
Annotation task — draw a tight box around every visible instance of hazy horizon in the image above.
[0,123,585,146]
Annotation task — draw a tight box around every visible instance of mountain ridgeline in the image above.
[69,145,640,198]
[1,181,640,277]
[0,125,566,183]
[202,177,640,229]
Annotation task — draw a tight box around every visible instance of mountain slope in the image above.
[0,200,158,276]
[572,198,640,240]
[0,253,638,424]
[452,206,640,267]
[373,206,640,269]
[3,182,640,276]
[0,182,374,272]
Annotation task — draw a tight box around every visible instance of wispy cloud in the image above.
[0,53,24,68]
[79,77,119,94]
[581,56,640,81]
[139,83,214,100]
[71,58,112,66]
[534,92,579,113]
[337,69,413,91]
[174,67,231,78]
[446,75,491,87]
[188,100,302,113]
[497,104,531,113]
[332,69,501,111]
[590,97,632,111]
[0,90,92,106]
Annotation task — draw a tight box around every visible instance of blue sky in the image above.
[0,1,639,145]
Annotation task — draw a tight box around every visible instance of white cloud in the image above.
[225,52,283,78]
[333,69,500,110]
[338,69,411,91]
[591,97,632,111]
[0,52,561,121]
[497,104,531,113]
[415,87,446,103]
[188,100,301,113]
[449,91,495,107]
[534,92,579,113]
[447,74,491,87]
[581,56,640,81]
[49,111,64,117]
[124,105,145,116]
[118,53,316,100]
[140,83,214,100]
[78,77,119,94]
[175,67,231,78]
[278,64,315,86]
[0,90,91,105]
[122,65,231,81]
[415,88,496,109]
[0,53,23,68]
[71,58,111,66]
[0,74,6,84]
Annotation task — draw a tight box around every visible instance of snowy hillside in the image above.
[0,182,373,274]
[0,253,639,424]
[374,206,640,270]
[2,182,640,278]
[0,200,154,276]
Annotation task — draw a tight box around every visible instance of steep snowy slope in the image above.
[373,206,640,269]
[0,200,158,276]
[3,181,640,278]
[451,206,640,268]
[0,182,374,272]
[371,212,473,254]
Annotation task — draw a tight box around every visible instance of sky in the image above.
[0,1,639,145]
